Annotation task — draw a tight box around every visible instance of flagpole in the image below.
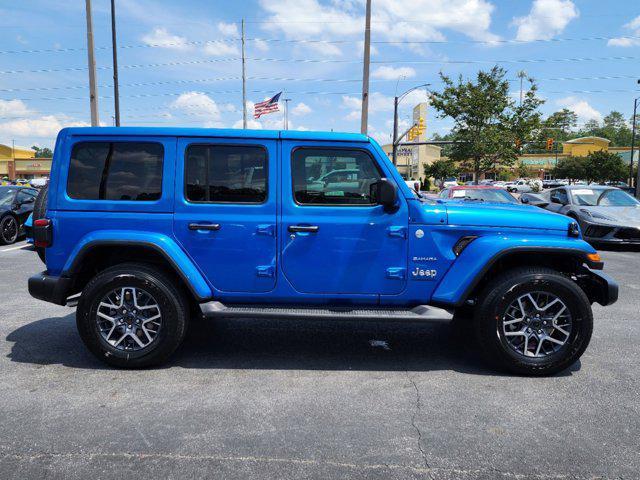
[284,98,291,130]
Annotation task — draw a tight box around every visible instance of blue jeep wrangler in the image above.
[28,127,617,374]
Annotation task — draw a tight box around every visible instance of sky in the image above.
[0,0,639,149]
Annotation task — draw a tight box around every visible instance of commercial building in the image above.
[381,103,442,181]
[0,143,52,180]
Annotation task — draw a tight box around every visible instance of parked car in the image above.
[29,127,617,375]
[507,179,533,193]
[0,185,38,244]
[442,177,458,188]
[521,185,640,245]
[439,185,519,204]
[542,179,568,189]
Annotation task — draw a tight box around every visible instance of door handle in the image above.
[188,223,221,231]
[288,225,319,233]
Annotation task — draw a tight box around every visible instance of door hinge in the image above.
[256,265,275,278]
[387,226,407,239]
[256,224,275,236]
[385,267,406,280]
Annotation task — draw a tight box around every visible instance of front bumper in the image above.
[582,221,640,245]
[580,268,619,306]
[28,272,72,306]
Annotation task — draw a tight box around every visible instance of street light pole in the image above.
[392,83,430,165]
[360,0,372,135]
[630,97,637,192]
[110,0,120,126]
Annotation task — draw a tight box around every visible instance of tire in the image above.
[474,267,593,376]
[76,263,189,368]
[32,185,48,263]
[0,214,19,245]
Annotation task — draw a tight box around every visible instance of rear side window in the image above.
[292,148,382,205]
[67,142,164,201]
[185,145,267,203]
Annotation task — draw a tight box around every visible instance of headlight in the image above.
[579,209,615,222]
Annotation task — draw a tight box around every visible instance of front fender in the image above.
[63,230,212,300]
[431,233,597,306]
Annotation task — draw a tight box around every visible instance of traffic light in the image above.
[407,127,416,141]
[546,138,554,151]
[417,117,426,136]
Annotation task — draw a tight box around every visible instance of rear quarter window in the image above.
[67,142,164,201]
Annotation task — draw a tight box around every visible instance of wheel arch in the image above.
[64,239,212,303]
[432,246,606,308]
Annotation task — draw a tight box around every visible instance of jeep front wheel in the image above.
[76,263,188,368]
[474,267,593,376]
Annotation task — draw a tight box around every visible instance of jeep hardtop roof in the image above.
[59,127,371,143]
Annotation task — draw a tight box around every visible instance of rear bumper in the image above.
[28,272,72,306]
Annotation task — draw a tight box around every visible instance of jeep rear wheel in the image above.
[76,263,189,368]
[474,267,593,376]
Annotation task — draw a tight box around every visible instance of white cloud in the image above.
[258,0,499,56]
[0,114,89,139]
[608,15,640,47]
[291,102,312,116]
[513,0,579,41]
[170,92,224,127]
[217,22,239,37]
[0,99,33,118]
[203,41,239,56]
[141,27,191,50]
[556,96,602,122]
[372,66,416,81]
[253,38,270,52]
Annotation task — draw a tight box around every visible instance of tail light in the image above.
[33,218,52,248]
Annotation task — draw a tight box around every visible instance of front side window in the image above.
[185,145,267,203]
[67,142,164,201]
[292,148,382,205]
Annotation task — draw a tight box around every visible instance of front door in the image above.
[280,142,408,295]
[173,138,277,293]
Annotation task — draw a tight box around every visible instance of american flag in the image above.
[254,92,282,119]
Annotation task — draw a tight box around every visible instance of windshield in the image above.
[0,187,17,206]
[450,189,518,203]
[571,188,640,207]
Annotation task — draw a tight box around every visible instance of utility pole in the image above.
[360,0,371,135]
[85,0,99,126]
[241,19,247,129]
[283,98,291,130]
[110,0,120,126]
[630,96,637,191]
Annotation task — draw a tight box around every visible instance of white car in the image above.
[507,180,533,193]
[443,177,459,188]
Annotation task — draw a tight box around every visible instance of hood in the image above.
[441,202,572,231]
[576,206,640,227]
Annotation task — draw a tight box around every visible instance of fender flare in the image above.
[431,237,601,307]
[63,232,213,301]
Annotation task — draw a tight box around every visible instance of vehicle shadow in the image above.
[6,313,580,376]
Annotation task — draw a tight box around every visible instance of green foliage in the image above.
[583,150,628,184]
[430,66,543,182]
[577,111,633,146]
[423,159,459,182]
[31,146,53,158]
[552,156,586,183]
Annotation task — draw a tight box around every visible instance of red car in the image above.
[439,185,518,204]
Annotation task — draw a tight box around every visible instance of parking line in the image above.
[0,244,29,252]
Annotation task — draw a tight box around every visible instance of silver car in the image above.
[521,185,640,245]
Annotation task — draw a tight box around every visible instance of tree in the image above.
[430,66,543,183]
[532,109,578,150]
[32,146,53,158]
[423,159,459,184]
[583,151,628,184]
[552,157,586,184]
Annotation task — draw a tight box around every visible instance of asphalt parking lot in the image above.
[0,241,638,479]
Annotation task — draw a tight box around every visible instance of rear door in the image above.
[173,138,278,293]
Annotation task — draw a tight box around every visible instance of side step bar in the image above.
[199,302,453,323]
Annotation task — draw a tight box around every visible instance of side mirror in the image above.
[521,197,529,204]
[371,178,398,211]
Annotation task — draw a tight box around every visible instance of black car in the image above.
[0,186,38,245]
